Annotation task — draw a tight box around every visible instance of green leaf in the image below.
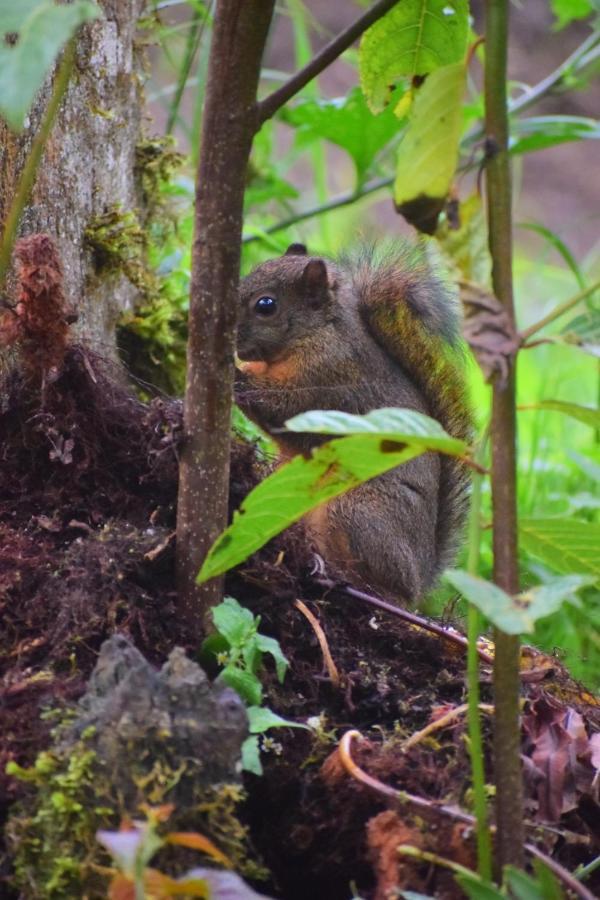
[0,0,45,33]
[198,434,424,583]
[561,307,600,358]
[520,518,600,581]
[394,62,466,229]
[359,0,469,113]
[246,706,307,734]
[550,0,594,29]
[530,860,563,900]
[240,736,263,775]
[567,450,600,483]
[212,597,256,648]
[518,575,594,624]
[0,1,100,131]
[285,407,468,455]
[454,871,504,900]
[503,865,557,900]
[255,634,289,682]
[444,570,591,634]
[218,666,262,707]
[509,116,600,156]
[517,222,585,290]
[281,87,404,183]
[522,400,600,429]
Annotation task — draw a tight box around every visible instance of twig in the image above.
[294,598,340,687]
[257,0,401,123]
[401,702,494,752]
[484,0,524,869]
[0,40,76,290]
[315,577,495,667]
[245,33,600,246]
[242,176,392,245]
[338,730,474,825]
[339,731,597,900]
[519,279,600,343]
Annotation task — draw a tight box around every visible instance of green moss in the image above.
[6,739,265,898]
[7,739,111,899]
[85,205,158,299]
[135,136,185,209]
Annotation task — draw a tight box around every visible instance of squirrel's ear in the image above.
[300,258,330,308]
[285,243,307,256]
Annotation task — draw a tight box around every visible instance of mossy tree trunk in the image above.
[0,0,147,357]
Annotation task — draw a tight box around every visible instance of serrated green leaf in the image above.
[286,407,468,455]
[198,434,424,583]
[509,115,600,156]
[218,666,262,707]
[281,87,404,183]
[359,0,468,113]
[255,634,289,682]
[246,706,307,734]
[212,597,256,648]
[444,570,591,634]
[0,0,100,131]
[241,736,262,775]
[522,400,600,429]
[394,62,466,221]
[520,519,600,581]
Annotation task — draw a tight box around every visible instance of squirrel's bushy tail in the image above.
[339,242,473,576]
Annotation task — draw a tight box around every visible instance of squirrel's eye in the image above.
[254,296,278,316]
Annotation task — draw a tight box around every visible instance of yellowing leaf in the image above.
[166,832,232,867]
[395,62,466,232]
[359,0,468,113]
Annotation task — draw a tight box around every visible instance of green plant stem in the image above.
[0,39,76,290]
[484,0,525,871]
[575,855,600,882]
[465,448,493,882]
[166,6,207,135]
[520,279,600,342]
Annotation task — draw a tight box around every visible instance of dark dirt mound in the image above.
[1,237,599,898]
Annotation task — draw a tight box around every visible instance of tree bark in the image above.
[0,0,147,356]
[176,0,275,636]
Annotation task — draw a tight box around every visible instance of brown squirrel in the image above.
[235,242,472,603]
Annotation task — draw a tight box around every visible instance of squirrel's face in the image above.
[237,244,336,373]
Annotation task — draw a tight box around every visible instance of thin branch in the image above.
[520,279,600,343]
[256,0,401,124]
[339,731,597,900]
[0,40,76,290]
[246,33,600,246]
[401,702,494,751]
[315,577,495,667]
[242,176,392,244]
[484,0,524,870]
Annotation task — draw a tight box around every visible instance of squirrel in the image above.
[235,242,472,604]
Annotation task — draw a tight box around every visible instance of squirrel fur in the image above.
[235,242,472,603]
